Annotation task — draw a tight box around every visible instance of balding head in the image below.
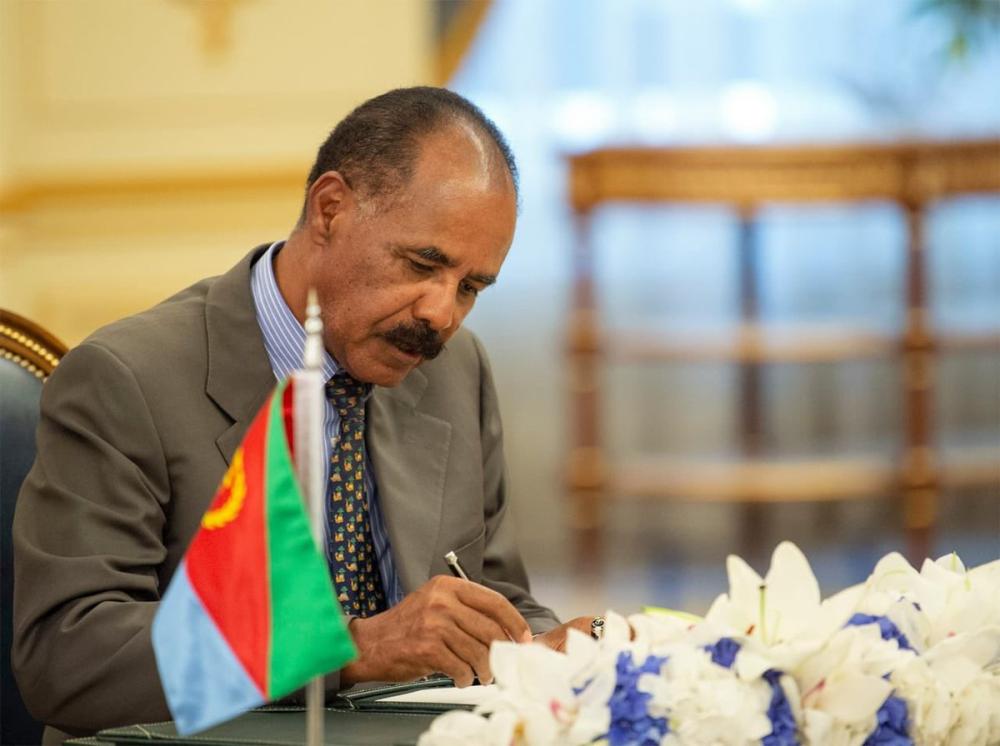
[300,87,518,221]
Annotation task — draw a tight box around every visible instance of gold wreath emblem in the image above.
[202,448,247,530]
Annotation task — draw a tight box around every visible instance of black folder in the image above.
[67,708,439,745]
[64,679,472,746]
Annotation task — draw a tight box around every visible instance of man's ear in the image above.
[303,171,353,239]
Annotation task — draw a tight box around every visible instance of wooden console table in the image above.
[565,138,1000,568]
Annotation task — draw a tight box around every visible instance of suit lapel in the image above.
[367,369,452,594]
[202,246,455,590]
[204,245,277,465]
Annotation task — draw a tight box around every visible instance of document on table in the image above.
[378,684,497,706]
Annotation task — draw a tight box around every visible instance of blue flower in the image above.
[703,639,798,744]
[704,637,741,669]
[843,615,913,743]
[761,670,799,746]
[605,651,669,746]
[863,694,912,746]
[845,613,913,651]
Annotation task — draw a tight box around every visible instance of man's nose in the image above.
[413,281,456,333]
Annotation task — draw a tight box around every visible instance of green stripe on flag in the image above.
[264,380,357,699]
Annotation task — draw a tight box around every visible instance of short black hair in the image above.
[302,86,518,216]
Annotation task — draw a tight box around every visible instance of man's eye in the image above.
[460,281,480,298]
[408,259,434,274]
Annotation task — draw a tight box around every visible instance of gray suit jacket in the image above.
[12,246,558,741]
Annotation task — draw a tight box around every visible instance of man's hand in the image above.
[531,616,595,652]
[340,575,532,688]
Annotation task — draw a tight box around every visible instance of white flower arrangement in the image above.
[418,543,1000,746]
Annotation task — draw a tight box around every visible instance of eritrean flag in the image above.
[152,378,356,734]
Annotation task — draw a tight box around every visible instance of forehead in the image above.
[379,191,515,273]
[366,132,517,269]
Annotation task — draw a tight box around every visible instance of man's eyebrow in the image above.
[413,246,456,268]
[468,272,497,287]
[399,245,497,286]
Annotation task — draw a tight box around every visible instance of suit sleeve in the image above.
[12,341,173,735]
[470,334,560,634]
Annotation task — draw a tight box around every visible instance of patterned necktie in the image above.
[325,371,387,616]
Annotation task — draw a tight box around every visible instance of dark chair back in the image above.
[1,310,66,746]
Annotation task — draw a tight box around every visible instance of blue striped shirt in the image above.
[250,241,404,607]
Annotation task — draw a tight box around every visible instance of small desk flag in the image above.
[152,378,356,734]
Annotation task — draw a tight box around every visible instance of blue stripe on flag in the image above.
[152,560,264,735]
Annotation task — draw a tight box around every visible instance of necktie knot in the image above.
[325,372,369,417]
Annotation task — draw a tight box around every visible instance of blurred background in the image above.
[1,0,997,621]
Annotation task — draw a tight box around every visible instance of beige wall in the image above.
[0,0,432,345]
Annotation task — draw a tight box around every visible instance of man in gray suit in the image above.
[13,87,590,743]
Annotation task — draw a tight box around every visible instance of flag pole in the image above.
[295,288,327,746]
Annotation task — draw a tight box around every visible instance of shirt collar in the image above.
[250,240,340,384]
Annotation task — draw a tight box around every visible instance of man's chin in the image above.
[345,345,422,387]
[366,370,410,387]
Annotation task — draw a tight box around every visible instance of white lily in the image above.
[918,554,1000,644]
[795,624,911,737]
[861,551,1000,649]
[705,542,862,673]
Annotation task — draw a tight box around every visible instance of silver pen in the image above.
[445,550,534,646]
[444,551,485,682]
[444,550,469,581]
[446,551,600,643]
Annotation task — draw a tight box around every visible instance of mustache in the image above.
[381,320,444,360]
